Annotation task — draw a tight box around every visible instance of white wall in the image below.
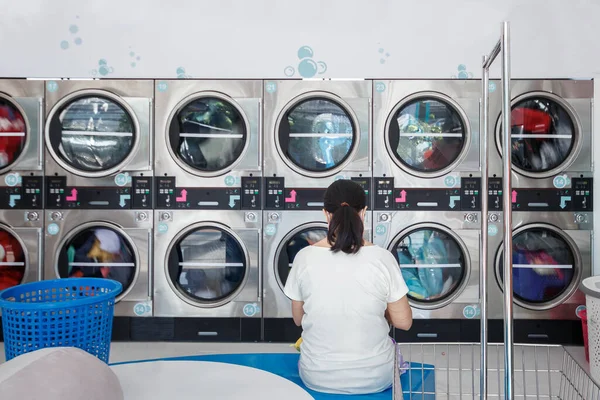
[0,0,599,79]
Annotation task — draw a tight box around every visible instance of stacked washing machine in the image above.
[153,80,262,342]
[262,80,372,341]
[372,80,483,342]
[486,79,593,343]
[42,80,154,328]
[0,79,44,301]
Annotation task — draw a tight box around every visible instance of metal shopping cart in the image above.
[393,343,600,399]
[393,22,600,400]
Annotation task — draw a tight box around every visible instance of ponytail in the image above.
[327,204,364,254]
[323,180,367,255]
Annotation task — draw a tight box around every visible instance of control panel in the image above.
[156,177,255,210]
[373,177,481,211]
[0,176,43,210]
[263,177,371,211]
[155,176,260,210]
[131,177,153,209]
[241,177,261,210]
[45,177,135,210]
[487,177,592,212]
[488,178,503,211]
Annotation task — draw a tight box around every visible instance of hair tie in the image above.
[340,202,349,207]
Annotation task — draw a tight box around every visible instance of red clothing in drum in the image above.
[0,231,25,290]
[0,103,26,168]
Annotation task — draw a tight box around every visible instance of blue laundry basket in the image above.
[0,278,122,363]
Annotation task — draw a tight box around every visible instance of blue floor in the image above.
[112,353,435,399]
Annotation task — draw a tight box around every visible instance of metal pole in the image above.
[479,55,490,400]
[483,40,501,69]
[500,21,514,400]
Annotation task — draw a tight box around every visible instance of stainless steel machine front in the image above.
[44,80,153,211]
[488,79,593,189]
[263,80,371,188]
[44,209,153,317]
[154,79,262,189]
[488,211,591,321]
[373,211,480,320]
[0,79,44,211]
[153,210,261,319]
[373,79,480,190]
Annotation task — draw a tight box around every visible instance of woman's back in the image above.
[284,244,408,394]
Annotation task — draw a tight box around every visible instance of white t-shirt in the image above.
[283,245,409,395]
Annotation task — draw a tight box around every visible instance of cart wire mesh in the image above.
[393,343,600,400]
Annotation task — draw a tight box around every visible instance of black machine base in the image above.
[0,318,584,346]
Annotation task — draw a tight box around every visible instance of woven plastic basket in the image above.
[0,278,122,363]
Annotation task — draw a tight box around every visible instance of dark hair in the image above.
[323,180,367,254]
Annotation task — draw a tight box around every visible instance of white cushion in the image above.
[0,347,123,399]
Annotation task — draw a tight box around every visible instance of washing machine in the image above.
[373,80,481,215]
[44,209,153,317]
[487,79,593,214]
[263,80,371,212]
[262,207,372,342]
[373,208,480,342]
[487,187,592,343]
[44,80,153,212]
[153,208,261,342]
[154,80,261,213]
[0,79,44,212]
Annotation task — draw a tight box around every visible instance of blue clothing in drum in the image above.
[66,228,135,289]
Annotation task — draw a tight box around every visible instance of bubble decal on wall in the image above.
[176,67,192,79]
[378,47,391,64]
[284,46,327,78]
[91,59,114,77]
[60,19,83,49]
[129,47,141,68]
[452,64,474,79]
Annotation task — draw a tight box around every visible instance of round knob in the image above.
[466,213,476,223]
[51,211,62,221]
[161,212,171,221]
[27,211,39,221]
[246,212,257,221]
[269,213,280,222]
[489,213,499,222]
[380,214,389,222]
[576,214,586,223]
[138,212,148,221]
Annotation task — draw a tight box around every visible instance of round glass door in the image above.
[389,226,468,308]
[56,227,137,299]
[496,225,578,310]
[277,96,357,176]
[0,227,26,291]
[0,97,27,171]
[47,93,137,175]
[169,96,248,176]
[496,94,578,177]
[276,226,328,289]
[167,226,247,304]
[387,95,468,176]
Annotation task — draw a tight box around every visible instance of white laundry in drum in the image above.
[111,361,314,400]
